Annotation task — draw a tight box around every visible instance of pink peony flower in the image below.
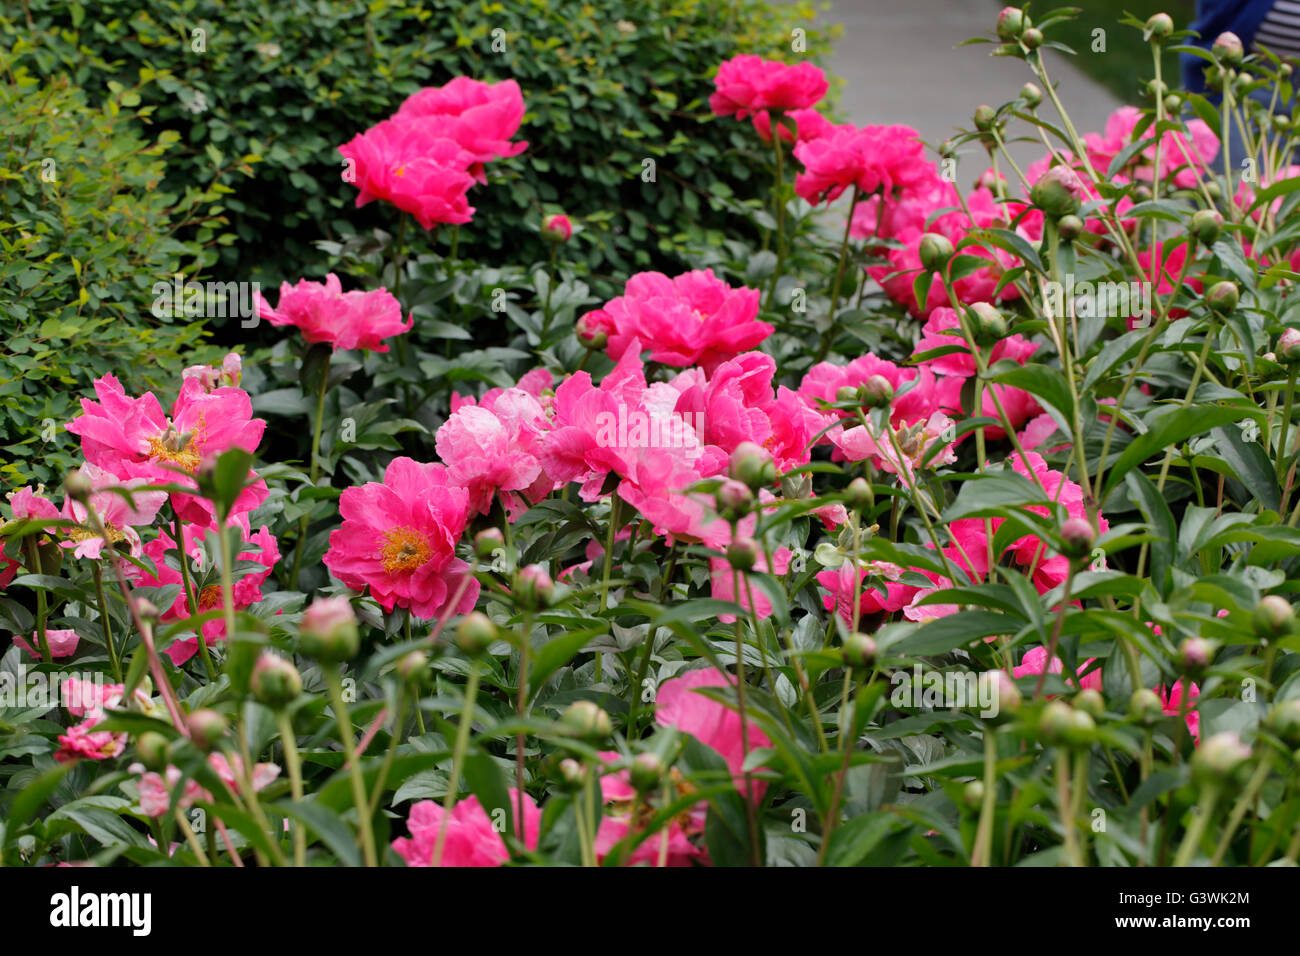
[818,560,918,623]
[655,667,771,800]
[1160,679,1201,742]
[541,213,572,242]
[601,269,772,373]
[393,791,540,866]
[13,628,80,660]
[793,123,931,205]
[435,388,553,517]
[324,457,479,620]
[55,716,126,762]
[1011,645,1103,692]
[254,273,412,352]
[183,352,242,391]
[593,752,709,867]
[752,106,832,145]
[394,77,528,178]
[338,119,478,229]
[59,462,166,561]
[65,373,267,527]
[710,55,828,119]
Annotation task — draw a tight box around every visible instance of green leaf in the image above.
[1101,404,1255,497]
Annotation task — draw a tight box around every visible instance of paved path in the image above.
[807,0,1123,179]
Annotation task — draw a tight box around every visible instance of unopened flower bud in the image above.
[136,731,170,771]
[860,374,894,408]
[972,105,997,132]
[730,441,776,489]
[514,564,555,609]
[557,700,612,743]
[396,649,431,685]
[726,536,760,572]
[558,757,585,790]
[629,752,666,792]
[1189,208,1223,246]
[132,597,160,622]
[64,469,93,503]
[963,779,985,808]
[1146,13,1174,38]
[1130,688,1166,723]
[456,611,498,657]
[1031,165,1085,218]
[1212,31,1244,66]
[1205,280,1239,315]
[1021,27,1042,49]
[1039,700,1074,745]
[1277,328,1300,363]
[1067,708,1096,746]
[841,632,877,670]
[844,476,873,511]
[970,302,1007,345]
[1056,214,1084,241]
[1059,517,1095,560]
[1253,594,1294,638]
[299,595,360,662]
[575,309,613,350]
[1178,636,1216,674]
[1164,93,1183,113]
[919,232,954,271]
[1074,688,1105,719]
[715,478,754,518]
[474,528,505,560]
[187,708,227,752]
[1193,730,1250,784]
[995,7,1026,40]
[541,213,572,243]
[251,652,302,709]
[1267,699,1300,746]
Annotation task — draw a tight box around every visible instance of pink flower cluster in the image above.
[339,77,527,229]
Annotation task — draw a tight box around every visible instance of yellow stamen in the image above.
[380,526,433,574]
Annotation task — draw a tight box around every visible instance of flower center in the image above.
[198,585,223,611]
[68,524,125,545]
[381,526,433,574]
[148,425,202,473]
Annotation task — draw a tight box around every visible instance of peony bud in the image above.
[995,7,1025,40]
[63,469,93,503]
[726,536,760,572]
[514,564,555,609]
[136,731,170,771]
[474,528,505,560]
[1067,708,1097,746]
[715,478,754,518]
[730,441,776,489]
[1193,731,1250,783]
[250,652,303,709]
[575,309,614,350]
[629,752,666,793]
[1039,700,1074,745]
[836,385,860,405]
[187,708,228,752]
[860,374,895,408]
[1059,518,1095,561]
[541,213,572,243]
[1267,699,1300,746]
[1021,27,1042,49]
[1277,328,1300,363]
[919,232,954,271]
[558,757,585,790]
[1056,214,1084,241]
[1146,13,1174,39]
[963,780,985,808]
[1178,636,1216,674]
[841,632,877,670]
[456,611,498,657]
[1212,31,1244,66]
[557,700,612,743]
[973,105,997,132]
[299,596,360,662]
[1205,280,1239,315]
[1253,594,1294,638]
[1189,208,1223,246]
[1130,688,1165,723]
[1030,165,1085,218]
[844,476,873,511]
[396,649,431,685]
[1074,688,1105,719]
[970,302,1007,345]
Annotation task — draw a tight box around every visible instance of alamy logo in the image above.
[1041,275,1152,326]
[0,667,104,710]
[49,886,151,936]
[151,274,260,324]
[890,664,1001,718]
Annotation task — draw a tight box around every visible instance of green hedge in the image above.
[0,46,226,489]
[2,0,836,291]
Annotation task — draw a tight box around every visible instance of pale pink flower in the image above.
[393,791,540,867]
[254,273,411,352]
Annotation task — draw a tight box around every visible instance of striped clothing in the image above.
[1254,0,1300,60]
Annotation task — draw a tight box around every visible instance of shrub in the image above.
[2,0,836,292]
[0,46,228,489]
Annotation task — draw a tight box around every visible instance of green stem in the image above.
[23,537,52,663]
[276,711,307,867]
[174,511,215,682]
[325,668,379,867]
[433,663,480,866]
[1172,786,1220,867]
[289,352,331,590]
[92,564,121,683]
